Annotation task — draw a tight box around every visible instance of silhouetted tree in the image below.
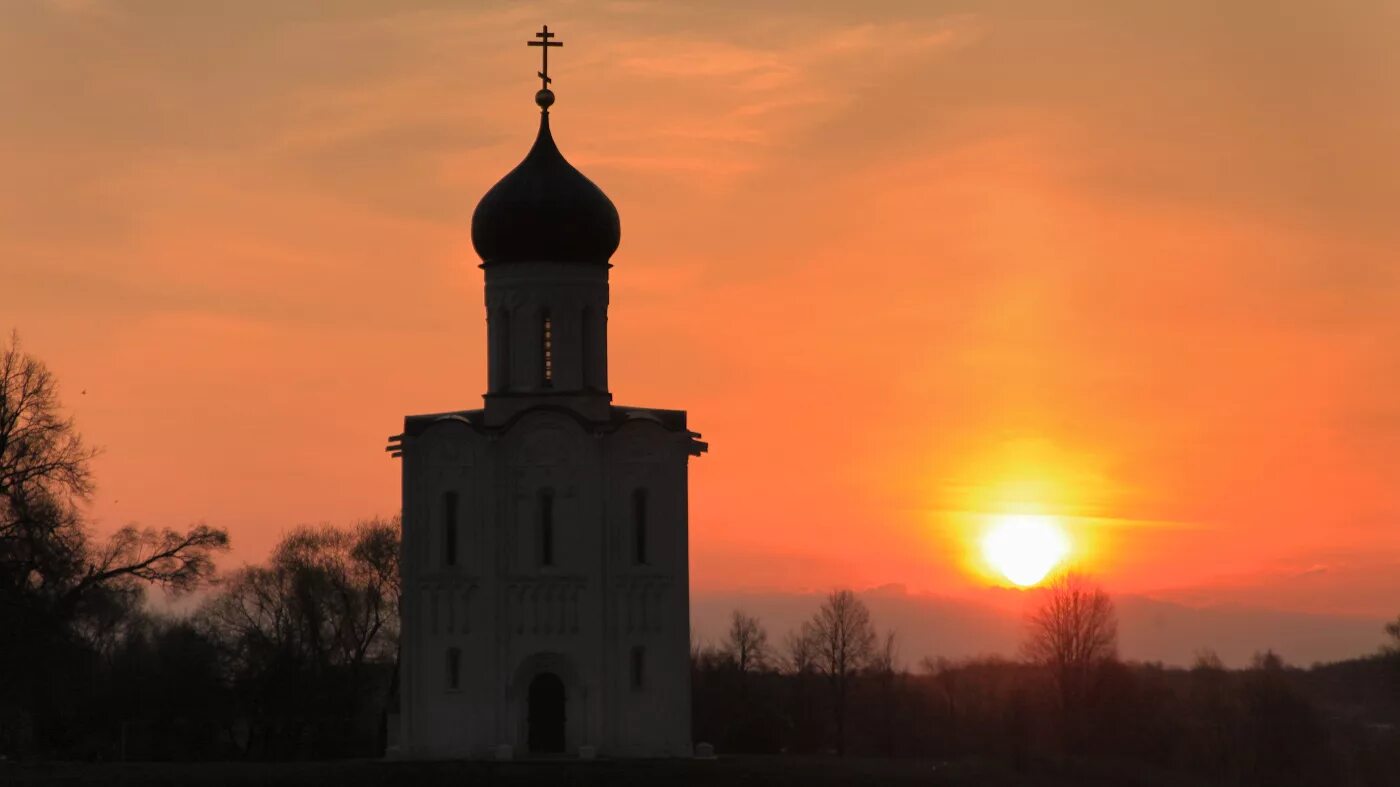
[693,611,781,753]
[1023,572,1117,715]
[783,627,818,675]
[1,331,99,670]
[804,589,876,755]
[870,629,901,755]
[722,610,769,677]
[0,332,228,754]
[871,629,898,675]
[351,516,402,746]
[922,656,960,754]
[780,622,825,751]
[200,520,398,757]
[1242,650,1331,786]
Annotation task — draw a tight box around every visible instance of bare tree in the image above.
[0,333,227,664]
[68,524,227,601]
[200,520,399,755]
[722,609,769,676]
[204,520,399,674]
[805,588,876,755]
[783,627,818,675]
[1023,572,1118,712]
[871,629,899,675]
[351,516,401,603]
[349,515,404,718]
[1,331,99,605]
[871,629,900,756]
[0,332,229,752]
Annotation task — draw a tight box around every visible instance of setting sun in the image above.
[981,514,1071,587]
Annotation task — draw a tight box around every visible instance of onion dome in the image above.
[471,89,621,266]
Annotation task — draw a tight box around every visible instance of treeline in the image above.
[693,586,1400,786]
[2,514,401,760]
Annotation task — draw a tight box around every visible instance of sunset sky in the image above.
[4,1,1399,636]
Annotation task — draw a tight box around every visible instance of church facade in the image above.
[387,30,705,759]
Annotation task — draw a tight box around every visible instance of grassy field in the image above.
[1,755,1215,787]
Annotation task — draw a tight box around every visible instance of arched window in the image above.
[632,488,648,565]
[446,647,461,691]
[541,309,553,387]
[443,491,458,567]
[630,645,646,690]
[539,490,555,567]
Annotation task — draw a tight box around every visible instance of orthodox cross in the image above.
[527,25,563,90]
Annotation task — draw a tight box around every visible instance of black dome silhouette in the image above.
[471,112,620,266]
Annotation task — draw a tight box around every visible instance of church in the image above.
[386,28,706,759]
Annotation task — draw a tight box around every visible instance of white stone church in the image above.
[386,30,706,759]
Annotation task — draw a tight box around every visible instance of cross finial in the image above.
[527,25,563,109]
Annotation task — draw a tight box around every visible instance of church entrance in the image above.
[527,672,566,754]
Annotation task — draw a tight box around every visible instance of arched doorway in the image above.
[527,672,566,754]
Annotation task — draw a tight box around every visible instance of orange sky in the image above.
[4,1,1399,617]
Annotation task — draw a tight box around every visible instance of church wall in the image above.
[602,419,694,756]
[398,411,696,758]
[399,418,501,757]
[497,410,606,752]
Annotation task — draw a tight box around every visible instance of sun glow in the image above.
[981,514,1071,587]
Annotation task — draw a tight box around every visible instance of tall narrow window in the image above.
[501,309,512,390]
[494,308,512,391]
[443,491,458,567]
[541,309,553,387]
[446,647,461,691]
[630,645,646,690]
[632,489,648,565]
[580,307,592,390]
[540,491,555,567]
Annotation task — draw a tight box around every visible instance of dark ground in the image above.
[0,756,1219,787]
